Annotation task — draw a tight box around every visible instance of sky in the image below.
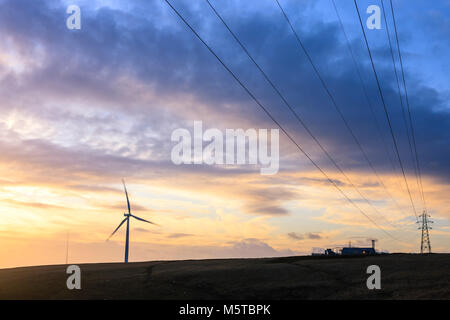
[0,0,449,269]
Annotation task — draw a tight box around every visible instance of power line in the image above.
[331,0,407,218]
[164,0,402,241]
[380,0,422,211]
[353,0,418,221]
[206,0,398,228]
[274,0,405,226]
[390,0,427,212]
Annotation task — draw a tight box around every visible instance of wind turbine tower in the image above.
[108,180,157,263]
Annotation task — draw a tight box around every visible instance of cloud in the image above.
[287,232,304,240]
[288,232,322,240]
[226,238,295,258]
[307,233,321,240]
[99,202,150,213]
[2,199,71,211]
[167,233,193,239]
[245,204,289,216]
[65,184,123,194]
[0,0,448,185]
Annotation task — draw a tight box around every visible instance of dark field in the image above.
[0,253,449,299]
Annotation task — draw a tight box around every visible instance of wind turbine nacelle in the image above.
[124,213,130,217]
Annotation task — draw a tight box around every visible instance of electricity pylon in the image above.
[417,211,433,254]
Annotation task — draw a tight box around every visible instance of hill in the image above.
[0,253,449,299]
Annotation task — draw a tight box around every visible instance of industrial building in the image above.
[314,240,378,256]
[341,247,376,255]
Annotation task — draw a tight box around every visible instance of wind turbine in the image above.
[107,179,157,263]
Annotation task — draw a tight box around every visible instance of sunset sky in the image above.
[0,0,449,269]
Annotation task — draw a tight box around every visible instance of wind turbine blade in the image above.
[107,217,128,240]
[131,214,158,226]
[122,179,131,214]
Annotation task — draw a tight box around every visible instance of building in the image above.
[341,247,376,255]
[312,240,378,256]
[341,239,377,255]
[324,248,337,255]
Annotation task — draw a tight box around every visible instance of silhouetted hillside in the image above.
[0,253,448,299]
